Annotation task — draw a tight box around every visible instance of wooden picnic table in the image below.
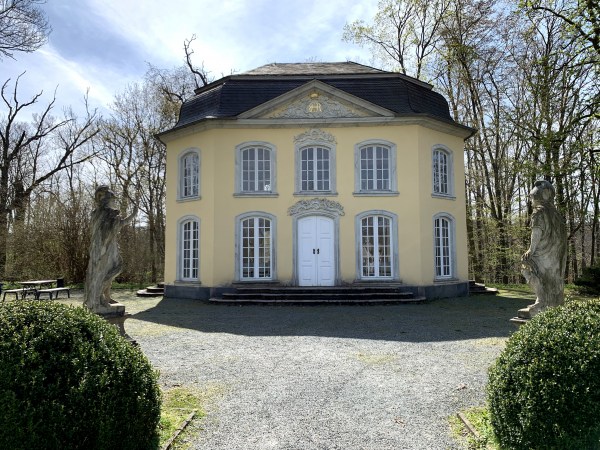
[2,279,70,301]
[20,279,57,289]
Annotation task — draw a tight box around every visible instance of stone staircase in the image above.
[209,284,426,305]
[468,280,498,296]
[136,282,165,297]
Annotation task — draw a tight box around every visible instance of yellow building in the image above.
[158,63,474,300]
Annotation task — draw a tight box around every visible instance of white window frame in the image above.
[235,212,277,281]
[178,148,200,201]
[234,142,277,196]
[177,216,200,282]
[432,145,455,198]
[433,213,456,280]
[355,210,400,280]
[294,143,336,195]
[353,140,398,196]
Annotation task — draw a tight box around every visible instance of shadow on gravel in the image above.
[131,294,532,343]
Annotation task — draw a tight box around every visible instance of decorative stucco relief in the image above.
[266,92,368,119]
[294,128,336,145]
[288,198,345,217]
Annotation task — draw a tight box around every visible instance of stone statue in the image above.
[519,180,567,319]
[84,186,137,316]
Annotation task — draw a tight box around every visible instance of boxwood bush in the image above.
[0,301,161,450]
[488,299,600,450]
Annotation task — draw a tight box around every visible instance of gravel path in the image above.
[121,294,530,450]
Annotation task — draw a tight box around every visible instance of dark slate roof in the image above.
[168,62,459,131]
[241,62,386,75]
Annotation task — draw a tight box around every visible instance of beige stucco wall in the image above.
[163,122,469,288]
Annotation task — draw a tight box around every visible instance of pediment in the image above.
[238,80,395,120]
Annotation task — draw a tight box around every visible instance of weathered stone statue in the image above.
[519,180,567,319]
[84,186,137,317]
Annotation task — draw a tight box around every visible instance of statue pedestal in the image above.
[93,301,137,345]
[510,303,542,327]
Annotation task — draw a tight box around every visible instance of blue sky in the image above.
[3,0,378,118]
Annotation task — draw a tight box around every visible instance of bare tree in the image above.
[0,0,50,59]
[343,0,450,79]
[0,74,98,275]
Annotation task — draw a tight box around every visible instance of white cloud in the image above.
[1,0,380,120]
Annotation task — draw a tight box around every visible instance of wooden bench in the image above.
[2,289,24,301]
[36,287,71,300]
[2,288,36,301]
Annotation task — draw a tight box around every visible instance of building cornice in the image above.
[157,115,475,144]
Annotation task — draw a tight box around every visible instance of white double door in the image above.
[297,216,335,286]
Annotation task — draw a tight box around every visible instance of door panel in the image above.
[297,216,335,286]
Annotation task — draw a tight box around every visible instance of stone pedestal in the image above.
[94,300,137,345]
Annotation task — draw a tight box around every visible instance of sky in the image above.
[2,0,379,119]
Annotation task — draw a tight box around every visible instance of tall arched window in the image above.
[179,149,200,200]
[355,211,399,280]
[180,218,199,281]
[434,213,455,279]
[236,213,276,281]
[432,146,453,197]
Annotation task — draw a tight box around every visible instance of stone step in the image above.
[222,291,414,300]
[210,296,426,305]
[211,285,425,305]
[145,286,165,294]
[136,285,165,297]
[468,281,498,295]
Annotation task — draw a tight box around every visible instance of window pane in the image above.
[433,150,449,194]
[182,153,199,197]
[301,146,330,191]
[181,220,199,280]
[360,146,390,191]
[241,147,271,192]
[241,217,272,279]
[434,217,451,277]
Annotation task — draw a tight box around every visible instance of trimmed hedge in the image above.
[488,300,600,449]
[0,301,161,450]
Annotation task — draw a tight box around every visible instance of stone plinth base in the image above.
[93,301,137,345]
[510,316,529,327]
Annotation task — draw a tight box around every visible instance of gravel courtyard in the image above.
[119,293,529,449]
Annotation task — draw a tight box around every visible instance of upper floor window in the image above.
[235,142,277,196]
[295,144,336,194]
[301,146,330,191]
[432,146,454,198]
[178,149,200,200]
[354,140,398,196]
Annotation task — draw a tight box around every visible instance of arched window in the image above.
[353,140,398,195]
[434,213,455,279]
[300,146,330,191]
[355,211,399,280]
[178,149,200,200]
[179,218,199,281]
[432,146,453,197]
[293,129,336,195]
[235,142,277,195]
[236,213,276,280]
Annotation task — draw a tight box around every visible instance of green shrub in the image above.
[0,301,161,450]
[488,300,600,449]
[574,264,600,295]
